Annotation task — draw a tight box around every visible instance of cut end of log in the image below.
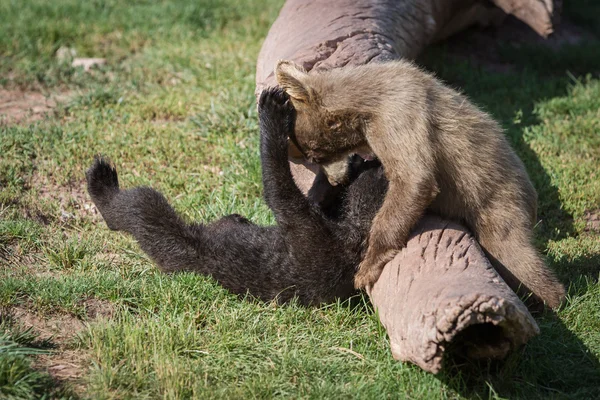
[387,294,540,374]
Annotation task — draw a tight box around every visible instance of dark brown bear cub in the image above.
[86,88,387,305]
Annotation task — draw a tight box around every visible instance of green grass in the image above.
[1,0,599,398]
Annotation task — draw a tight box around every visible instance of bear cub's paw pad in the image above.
[259,88,295,128]
[259,87,290,111]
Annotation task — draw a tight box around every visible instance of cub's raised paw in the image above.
[86,156,120,204]
[354,249,398,289]
[258,87,295,134]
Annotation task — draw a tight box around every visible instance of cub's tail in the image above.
[479,230,566,310]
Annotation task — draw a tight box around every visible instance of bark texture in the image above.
[368,216,539,373]
[255,0,558,373]
[257,0,466,99]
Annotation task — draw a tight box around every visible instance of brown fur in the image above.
[275,59,566,309]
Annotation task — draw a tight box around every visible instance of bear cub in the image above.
[86,88,387,305]
[275,59,565,309]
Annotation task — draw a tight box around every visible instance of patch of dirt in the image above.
[30,172,99,223]
[11,306,86,343]
[0,89,72,125]
[92,251,124,268]
[36,350,88,383]
[0,243,43,276]
[583,209,600,233]
[438,16,597,73]
[4,299,116,391]
[83,298,116,320]
[23,208,53,226]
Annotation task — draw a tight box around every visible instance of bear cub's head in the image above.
[275,60,371,185]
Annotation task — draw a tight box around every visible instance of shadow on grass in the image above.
[435,248,600,398]
[416,12,600,399]
[438,314,600,399]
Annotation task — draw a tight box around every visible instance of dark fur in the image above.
[86,88,387,305]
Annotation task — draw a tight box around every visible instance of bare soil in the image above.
[5,298,116,391]
[30,172,99,223]
[0,89,72,125]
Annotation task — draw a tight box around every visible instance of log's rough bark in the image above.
[256,0,559,95]
[257,0,472,99]
[368,216,539,373]
[255,0,558,373]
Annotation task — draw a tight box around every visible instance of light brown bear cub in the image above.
[275,59,565,309]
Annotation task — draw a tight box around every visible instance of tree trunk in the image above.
[255,0,558,373]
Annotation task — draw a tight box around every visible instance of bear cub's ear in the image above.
[275,60,312,102]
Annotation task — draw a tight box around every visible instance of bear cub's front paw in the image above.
[354,247,399,290]
[258,87,295,141]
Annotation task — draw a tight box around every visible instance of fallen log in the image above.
[368,216,538,373]
[255,0,557,373]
